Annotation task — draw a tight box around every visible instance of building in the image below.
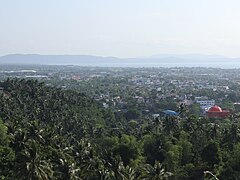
[160,110,179,117]
[195,97,215,110]
[207,105,230,118]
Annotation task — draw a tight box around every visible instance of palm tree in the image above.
[162,116,180,136]
[121,165,136,180]
[16,141,53,180]
[106,156,126,180]
[57,157,81,180]
[140,161,172,180]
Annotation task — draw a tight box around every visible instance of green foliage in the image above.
[0,119,15,177]
[201,141,221,168]
[220,143,240,179]
[113,135,142,166]
[0,79,240,179]
[125,108,140,120]
[142,134,165,165]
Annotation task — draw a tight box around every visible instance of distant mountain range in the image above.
[0,54,239,66]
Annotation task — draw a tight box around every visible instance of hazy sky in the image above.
[1,0,240,57]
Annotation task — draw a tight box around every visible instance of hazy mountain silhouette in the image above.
[0,53,239,65]
[0,54,121,65]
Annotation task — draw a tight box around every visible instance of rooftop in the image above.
[208,105,222,112]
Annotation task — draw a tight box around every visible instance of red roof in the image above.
[208,105,222,112]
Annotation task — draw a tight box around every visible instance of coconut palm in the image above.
[15,141,53,180]
[140,161,172,180]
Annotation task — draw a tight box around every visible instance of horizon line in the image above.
[0,53,238,59]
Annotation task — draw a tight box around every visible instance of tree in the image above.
[201,141,221,169]
[0,119,15,178]
[141,161,172,180]
[113,135,141,166]
[15,141,53,180]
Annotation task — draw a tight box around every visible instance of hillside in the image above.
[0,79,240,179]
[0,79,110,179]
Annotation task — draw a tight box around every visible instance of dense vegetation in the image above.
[1,79,240,179]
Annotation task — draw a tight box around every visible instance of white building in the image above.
[195,97,215,110]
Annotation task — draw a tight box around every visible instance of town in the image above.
[1,65,239,120]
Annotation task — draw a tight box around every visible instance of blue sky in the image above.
[1,0,240,57]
